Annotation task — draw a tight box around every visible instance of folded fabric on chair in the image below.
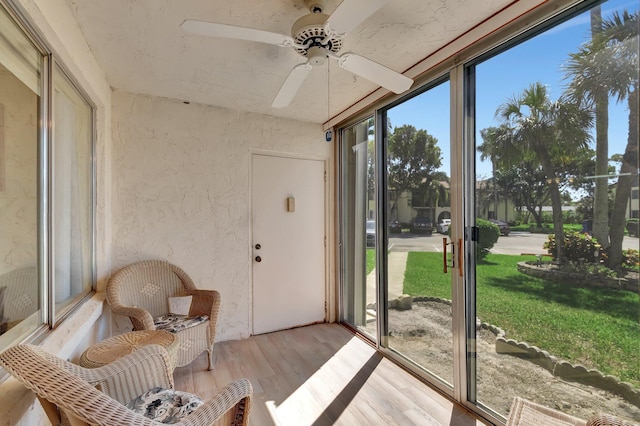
[154,314,209,333]
[127,387,204,424]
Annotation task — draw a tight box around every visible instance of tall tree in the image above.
[599,11,639,268]
[494,82,592,262]
[478,127,504,220]
[564,6,610,245]
[412,171,450,208]
[495,164,550,228]
[387,124,443,212]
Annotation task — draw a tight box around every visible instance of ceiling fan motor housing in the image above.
[291,12,342,59]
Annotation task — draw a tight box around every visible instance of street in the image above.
[388,231,639,255]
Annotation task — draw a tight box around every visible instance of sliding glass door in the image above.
[340,116,377,341]
[340,0,639,423]
[468,0,640,421]
[380,79,454,390]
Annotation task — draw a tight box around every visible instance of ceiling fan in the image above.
[181,0,414,108]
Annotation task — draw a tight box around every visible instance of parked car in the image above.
[436,218,451,234]
[489,219,510,236]
[410,217,433,235]
[388,220,402,234]
[366,220,376,247]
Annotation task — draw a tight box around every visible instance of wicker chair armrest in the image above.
[0,345,162,426]
[78,345,175,404]
[188,289,220,319]
[111,305,155,330]
[177,378,253,426]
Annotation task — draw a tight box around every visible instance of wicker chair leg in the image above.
[207,348,213,371]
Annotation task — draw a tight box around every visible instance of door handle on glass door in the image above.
[442,238,448,273]
[458,239,463,277]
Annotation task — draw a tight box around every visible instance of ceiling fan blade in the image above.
[336,53,413,94]
[272,62,313,108]
[181,20,295,47]
[325,0,388,36]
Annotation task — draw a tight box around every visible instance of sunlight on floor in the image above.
[265,336,376,425]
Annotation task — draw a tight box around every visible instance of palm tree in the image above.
[563,6,610,245]
[478,126,504,220]
[599,11,639,268]
[494,82,593,262]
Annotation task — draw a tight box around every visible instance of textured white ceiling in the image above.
[64,0,512,124]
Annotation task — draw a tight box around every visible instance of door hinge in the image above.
[324,170,327,182]
[325,301,328,314]
[324,236,327,247]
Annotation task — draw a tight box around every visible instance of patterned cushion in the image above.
[127,387,203,424]
[154,313,208,333]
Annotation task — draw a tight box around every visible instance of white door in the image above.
[252,154,326,335]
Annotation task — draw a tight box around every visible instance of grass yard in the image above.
[403,251,640,387]
[510,223,583,233]
[366,248,375,275]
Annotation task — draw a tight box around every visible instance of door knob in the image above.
[255,256,262,263]
[255,244,261,250]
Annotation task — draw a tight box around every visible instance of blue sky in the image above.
[387,0,638,184]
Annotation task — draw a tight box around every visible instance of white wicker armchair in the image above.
[0,344,252,426]
[106,260,220,370]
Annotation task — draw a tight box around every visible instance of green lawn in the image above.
[510,223,583,233]
[366,248,376,275]
[403,251,640,387]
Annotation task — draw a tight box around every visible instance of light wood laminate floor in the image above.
[174,323,491,425]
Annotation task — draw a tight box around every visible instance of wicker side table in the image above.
[79,330,179,370]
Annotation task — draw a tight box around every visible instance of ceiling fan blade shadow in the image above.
[325,0,388,36]
[181,20,295,47]
[272,62,313,108]
[335,53,413,94]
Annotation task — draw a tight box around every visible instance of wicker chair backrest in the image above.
[109,261,195,319]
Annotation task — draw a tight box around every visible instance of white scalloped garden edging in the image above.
[481,321,640,407]
[412,297,640,406]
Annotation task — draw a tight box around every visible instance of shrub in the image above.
[544,231,602,263]
[477,218,500,260]
[623,248,639,268]
[562,210,583,224]
[566,260,618,277]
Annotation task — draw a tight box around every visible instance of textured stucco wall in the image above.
[111,91,331,341]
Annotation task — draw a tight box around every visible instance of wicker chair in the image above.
[506,397,640,426]
[0,344,252,426]
[586,413,639,426]
[106,260,220,369]
[506,397,587,426]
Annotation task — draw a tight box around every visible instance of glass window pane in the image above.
[341,117,377,340]
[53,64,93,314]
[384,80,452,388]
[472,0,639,422]
[0,6,42,348]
